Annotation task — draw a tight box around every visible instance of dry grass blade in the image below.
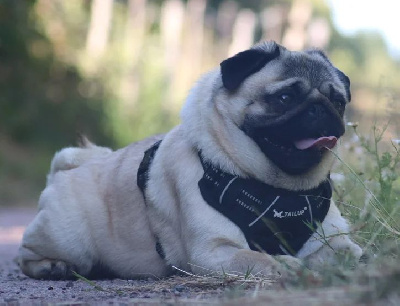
[72,271,106,291]
[184,264,279,285]
[108,265,279,301]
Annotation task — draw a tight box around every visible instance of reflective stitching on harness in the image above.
[248,196,280,227]
[219,177,238,204]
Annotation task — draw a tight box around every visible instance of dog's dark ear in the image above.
[336,69,351,102]
[220,45,280,91]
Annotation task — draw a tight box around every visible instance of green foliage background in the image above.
[0,2,110,148]
[0,0,399,206]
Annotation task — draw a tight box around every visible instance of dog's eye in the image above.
[278,93,293,104]
[335,99,346,115]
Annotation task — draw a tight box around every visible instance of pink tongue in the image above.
[294,136,337,150]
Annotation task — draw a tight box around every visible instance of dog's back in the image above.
[47,136,112,184]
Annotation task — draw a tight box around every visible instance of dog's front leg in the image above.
[156,146,302,278]
[177,186,302,277]
[186,238,302,278]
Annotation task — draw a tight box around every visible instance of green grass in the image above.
[278,121,400,303]
[334,124,400,252]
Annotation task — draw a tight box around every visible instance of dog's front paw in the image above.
[275,255,303,272]
[304,236,362,270]
[273,254,306,280]
[19,259,77,280]
[222,249,302,280]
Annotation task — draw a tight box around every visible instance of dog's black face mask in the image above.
[244,100,345,175]
[220,43,350,175]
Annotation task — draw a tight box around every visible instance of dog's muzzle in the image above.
[242,93,345,175]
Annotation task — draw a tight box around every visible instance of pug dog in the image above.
[18,41,362,280]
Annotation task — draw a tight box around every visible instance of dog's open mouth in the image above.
[257,134,338,175]
[263,135,337,153]
[241,105,345,175]
[293,136,337,150]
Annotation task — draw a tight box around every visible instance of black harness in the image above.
[138,141,331,257]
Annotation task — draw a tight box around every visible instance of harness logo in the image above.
[273,206,308,218]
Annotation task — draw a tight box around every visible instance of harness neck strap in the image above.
[197,152,332,255]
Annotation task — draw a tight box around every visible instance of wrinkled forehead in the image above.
[279,52,336,88]
[234,47,348,102]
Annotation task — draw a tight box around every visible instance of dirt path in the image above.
[0,208,201,304]
[0,208,242,305]
[0,207,36,260]
[1,208,393,305]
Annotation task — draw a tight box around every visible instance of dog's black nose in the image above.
[302,103,344,138]
[308,104,326,118]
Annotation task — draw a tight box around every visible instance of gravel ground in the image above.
[1,208,398,306]
[0,208,248,305]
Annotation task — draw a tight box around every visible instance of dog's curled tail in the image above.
[47,135,112,184]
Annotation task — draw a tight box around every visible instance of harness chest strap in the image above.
[137,141,332,257]
[137,140,166,259]
[197,153,332,255]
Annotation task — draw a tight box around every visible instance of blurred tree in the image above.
[0,1,112,150]
[1,0,399,148]
[1,0,400,207]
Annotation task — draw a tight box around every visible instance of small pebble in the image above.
[66,281,74,288]
[174,285,186,292]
